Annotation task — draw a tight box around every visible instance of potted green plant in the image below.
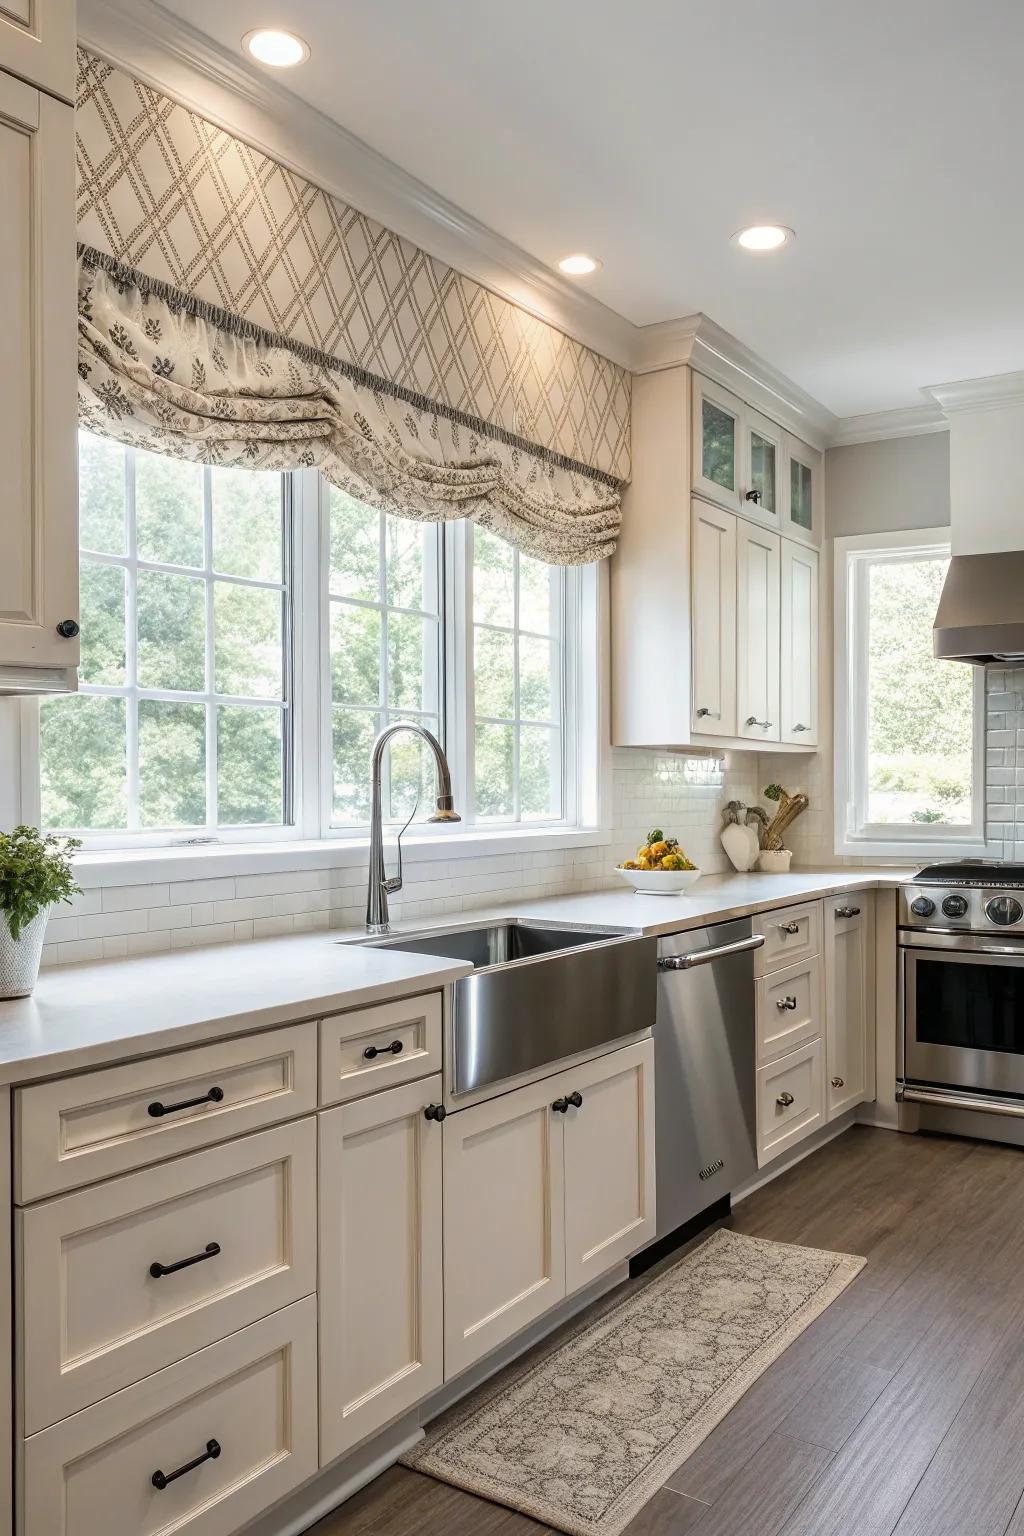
[0,827,81,998]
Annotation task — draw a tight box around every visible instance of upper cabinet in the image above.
[612,365,824,753]
[0,0,75,103]
[782,431,823,547]
[692,375,743,512]
[0,55,79,691]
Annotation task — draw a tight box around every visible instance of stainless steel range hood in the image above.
[927,375,1024,666]
[933,551,1024,665]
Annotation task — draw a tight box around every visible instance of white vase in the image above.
[757,849,793,874]
[0,908,49,998]
[721,820,760,873]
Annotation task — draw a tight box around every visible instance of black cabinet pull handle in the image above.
[152,1438,221,1490]
[552,1091,583,1114]
[56,618,80,638]
[835,905,861,918]
[364,1039,404,1060]
[424,1103,446,1122]
[150,1242,221,1279]
[148,1086,224,1118]
[744,488,762,504]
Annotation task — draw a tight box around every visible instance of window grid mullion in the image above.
[512,549,521,823]
[377,511,392,819]
[124,447,140,833]
[203,466,218,829]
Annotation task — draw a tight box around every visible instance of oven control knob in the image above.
[942,894,969,918]
[986,895,1024,926]
[910,896,935,918]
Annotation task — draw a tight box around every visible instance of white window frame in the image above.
[834,527,987,859]
[21,454,609,859]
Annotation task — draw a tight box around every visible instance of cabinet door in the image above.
[692,375,743,511]
[740,406,783,531]
[690,499,736,736]
[0,0,74,103]
[319,1076,443,1463]
[756,1038,824,1167]
[0,76,78,678]
[825,897,872,1120]
[780,540,819,745]
[782,432,823,547]
[443,1074,564,1378]
[736,520,780,742]
[561,1040,655,1294]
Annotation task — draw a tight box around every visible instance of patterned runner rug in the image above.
[403,1227,865,1536]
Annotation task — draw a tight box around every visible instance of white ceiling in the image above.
[154,0,1023,418]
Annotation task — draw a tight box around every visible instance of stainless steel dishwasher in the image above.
[654,917,764,1239]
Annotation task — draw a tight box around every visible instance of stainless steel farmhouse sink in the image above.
[360,920,656,1096]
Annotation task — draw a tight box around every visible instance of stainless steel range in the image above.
[900,860,1024,1120]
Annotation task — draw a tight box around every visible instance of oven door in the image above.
[903,932,1024,1097]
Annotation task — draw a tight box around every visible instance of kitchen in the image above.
[1,3,1023,1534]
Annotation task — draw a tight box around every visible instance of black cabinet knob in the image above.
[424,1103,446,1122]
[552,1091,583,1113]
[56,619,80,638]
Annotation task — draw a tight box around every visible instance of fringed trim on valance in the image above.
[78,245,621,494]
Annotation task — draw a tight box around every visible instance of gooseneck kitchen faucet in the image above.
[366,723,461,933]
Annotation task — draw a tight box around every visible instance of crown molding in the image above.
[828,402,948,446]
[924,371,1024,416]
[76,0,638,370]
[632,313,838,450]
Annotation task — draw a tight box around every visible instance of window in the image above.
[40,435,290,839]
[834,529,985,856]
[35,435,590,847]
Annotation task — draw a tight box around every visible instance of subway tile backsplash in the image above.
[984,666,1024,858]
[40,750,759,966]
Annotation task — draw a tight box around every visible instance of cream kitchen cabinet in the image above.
[0,0,75,103]
[318,1076,444,1463]
[825,895,874,1120]
[690,499,737,738]
[736,519,781,743]
[780,540,819,745]
[442,1038,655,1377]
[741,405,783,532]
[692,374,744,512]
[0,67,78,689]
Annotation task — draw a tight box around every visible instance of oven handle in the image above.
[898,1085,1024,1120]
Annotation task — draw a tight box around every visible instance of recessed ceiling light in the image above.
[558,253,601,276]
[734,224,794,252]
[242,28,310,67]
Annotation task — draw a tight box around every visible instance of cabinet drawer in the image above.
[15,1023,317,1203]
[20,1297,318,1536]
[756,954,822,1064]
[754,901,822,975]
[756,1039,824,1167]
[18,1119,317,1434]
[320,992,442,1106]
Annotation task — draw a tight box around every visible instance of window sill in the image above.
[836,835,989,861]
[73,827,613,889]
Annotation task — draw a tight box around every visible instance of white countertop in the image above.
[0,866,907,1085]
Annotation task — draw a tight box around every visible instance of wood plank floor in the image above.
[311,1126,1024,1536]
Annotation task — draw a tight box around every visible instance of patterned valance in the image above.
[78,250,621,564]
[74,48,630,486]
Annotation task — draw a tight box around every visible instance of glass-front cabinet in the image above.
[782,431,823,546]
[692,375,742,512]
[742,407,782,531]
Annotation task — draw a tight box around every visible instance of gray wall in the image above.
[826,431,950,537]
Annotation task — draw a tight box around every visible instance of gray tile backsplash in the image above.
[985,666,1024,858]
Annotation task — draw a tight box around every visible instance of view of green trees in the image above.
[40,435,286,833]
[866,555,974,824]
[41,437,565,837]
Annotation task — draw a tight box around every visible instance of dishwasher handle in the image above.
[658,934,766,971]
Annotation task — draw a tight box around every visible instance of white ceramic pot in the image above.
[0,908,49,999]
[721,821,760,873]
[757,849,793,874]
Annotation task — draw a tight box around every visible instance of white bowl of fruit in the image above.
[616,831,701,895]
